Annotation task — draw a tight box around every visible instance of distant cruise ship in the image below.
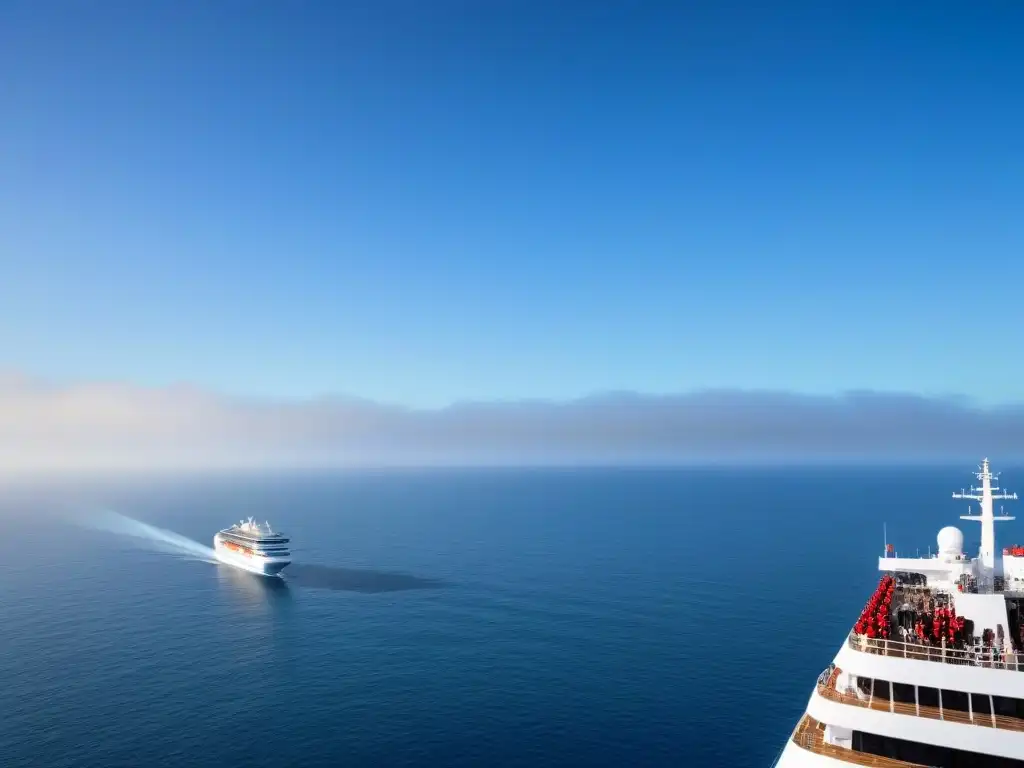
[213,518,292,577]
[774,458,1024,767]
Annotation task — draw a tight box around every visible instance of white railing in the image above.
[848,632,1024,671]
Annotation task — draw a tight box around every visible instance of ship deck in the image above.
[852,580,1024,671]
[217,528,289,544]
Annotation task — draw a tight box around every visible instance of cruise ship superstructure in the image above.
[776,459,1024,767]
[213,518,291,577]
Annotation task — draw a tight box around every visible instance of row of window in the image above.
[858,676,1024,719]
[854,729,1024,767]
[222,536,289,545]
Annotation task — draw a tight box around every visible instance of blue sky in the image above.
[2,1,1022,408]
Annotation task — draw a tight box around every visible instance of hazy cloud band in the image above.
[0,372,1021,470]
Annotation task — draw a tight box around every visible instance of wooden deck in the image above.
[791,714,925,767]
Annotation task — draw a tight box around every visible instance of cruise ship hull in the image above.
[213,536,291,577]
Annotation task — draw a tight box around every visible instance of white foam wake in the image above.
[84,509,217,563]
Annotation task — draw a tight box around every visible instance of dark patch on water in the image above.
[284,563,448,593]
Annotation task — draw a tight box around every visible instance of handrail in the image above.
[847,632,1023,671]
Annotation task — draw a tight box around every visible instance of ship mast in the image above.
[953,458,1017,584]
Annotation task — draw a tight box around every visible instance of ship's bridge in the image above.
[877,553,973,589]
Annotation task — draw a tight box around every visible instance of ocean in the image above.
[0,465,1005,767]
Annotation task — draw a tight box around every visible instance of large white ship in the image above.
[213,518,292,577]
[774,458,1024,767]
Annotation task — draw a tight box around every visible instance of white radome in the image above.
[937,525,964,555]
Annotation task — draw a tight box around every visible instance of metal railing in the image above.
[847,632,1024,671]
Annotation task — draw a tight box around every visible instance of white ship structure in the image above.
[213,518,291,577]
[775,459,1024,767]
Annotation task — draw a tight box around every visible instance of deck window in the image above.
[917,685,939,708]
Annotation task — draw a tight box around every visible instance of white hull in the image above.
[213,536,291,577]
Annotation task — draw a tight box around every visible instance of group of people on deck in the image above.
[905,604,971,648]
[853,574,975,650]
[854,574,895,639]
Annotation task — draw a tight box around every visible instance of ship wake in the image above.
[84,509,218,564]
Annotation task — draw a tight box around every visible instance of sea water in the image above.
[0,465,994,766]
